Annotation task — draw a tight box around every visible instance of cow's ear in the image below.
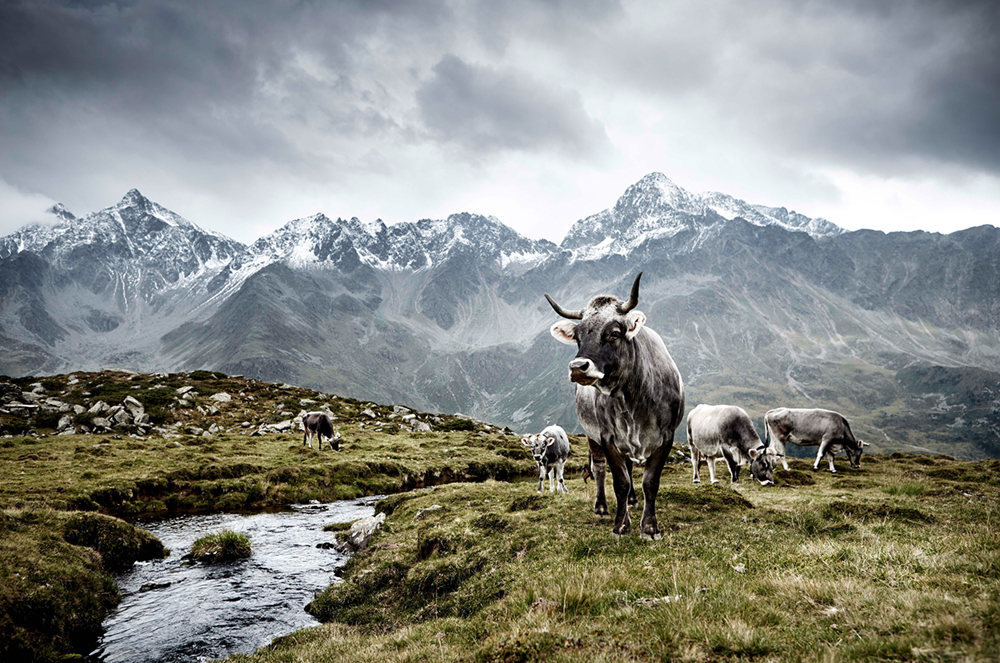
[544,436,555,448]
[748,447,761,459]
[624,310,646,340]
[520,436,531,447]
[550,320,578,345]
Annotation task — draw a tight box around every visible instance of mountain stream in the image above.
[90,497,380,662]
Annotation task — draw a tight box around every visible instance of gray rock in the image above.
[272,419,293,432]
[210,392,232,403]
[135,413,151,426]
[393,405,412,414]
[361,408,376,419]
[73,404,86,415]
[91,417,112,430]
[111,408,132,425]
[299,398,316,406]
[186,426,204,435]
[88,401,110,415]
[57,427,77,436]
[176,386,195,395]
[45,398,68,409]
[414,421,432,432]
[20,391,40,403]
[123,395,144,417]
[335,512,386,553]
[57,414,74,430]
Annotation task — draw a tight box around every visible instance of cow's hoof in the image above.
[692,479,700,484]
[640,530,662,541]
[710,479,719,484]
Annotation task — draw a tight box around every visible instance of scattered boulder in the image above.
[123,396,144,418]
[73,404,86,415]
[361,408,377,419]
[210,392,232,403]
[272,420,293,432]
[88,401,110,415]
[91,417,112,430]
[334,512,386,553]
[414,421,432,433]
[57,415,74,431]
[176,386,195,396]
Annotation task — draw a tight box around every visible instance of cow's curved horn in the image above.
[619,272,642,313]
[544,294,583,320]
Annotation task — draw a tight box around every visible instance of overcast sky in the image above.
[1,0,998,242]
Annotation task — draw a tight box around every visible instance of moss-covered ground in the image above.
[230,454,1000,663]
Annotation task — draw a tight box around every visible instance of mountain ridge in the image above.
[1,174,998,459]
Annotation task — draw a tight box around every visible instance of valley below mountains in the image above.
[2,173,998,458]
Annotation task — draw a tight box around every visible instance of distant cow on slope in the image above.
[303,412,340,451]
[522,425,570,494]
[763,407,867,473]
[687,404,777,486]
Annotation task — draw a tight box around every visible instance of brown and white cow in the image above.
[302,411,340,451]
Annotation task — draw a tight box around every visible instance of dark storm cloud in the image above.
[416,55,609,158]
[696,0,1000,175]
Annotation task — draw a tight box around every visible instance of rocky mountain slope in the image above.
[1,174,998,458]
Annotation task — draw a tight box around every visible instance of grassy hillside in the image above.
[234,455,1000,663]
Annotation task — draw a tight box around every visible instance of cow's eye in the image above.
[607,329,622,340]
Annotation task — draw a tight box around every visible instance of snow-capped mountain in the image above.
[2,174,998,459]
[253,212,556,272]
[561,172,843,258]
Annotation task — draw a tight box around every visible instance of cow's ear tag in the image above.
[624,310,646,339]
[550,321,578,345]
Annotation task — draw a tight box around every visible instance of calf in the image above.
[302,411,340,451]
[763,407,867,473]
[521,425,570,494]
[687,404,777,486]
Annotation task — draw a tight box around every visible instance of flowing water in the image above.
[90,497,381,663]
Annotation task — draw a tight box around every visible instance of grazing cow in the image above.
[686,404,778,486]
[302,411,340,451]
[521,425,571,494]
[763,407,868,473]
[546,273,684,540]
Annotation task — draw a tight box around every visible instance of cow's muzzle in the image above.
[568,358,604,386]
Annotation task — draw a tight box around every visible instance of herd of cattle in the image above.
[299,272,869,540]
[532,273,869,540]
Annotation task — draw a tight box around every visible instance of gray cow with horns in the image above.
[546,273,684,540]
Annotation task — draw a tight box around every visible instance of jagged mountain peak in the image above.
[561,172,844,257]
[46,203,76,222]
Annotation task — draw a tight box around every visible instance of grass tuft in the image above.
[189,530,251,563]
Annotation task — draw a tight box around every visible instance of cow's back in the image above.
[768,407,850,444]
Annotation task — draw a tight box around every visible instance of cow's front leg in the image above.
[691,447,701,484]
[828,453,837,473]
[556,460,567,494]
[707,456,719,484]
[604,443,632,538]
[723,448,740,483]
[549,466,556,493]
[537,464,545,492]
[589,439,609,515]
[625,457,638,506]
[813,441,830,472]
[639,443,670,541]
